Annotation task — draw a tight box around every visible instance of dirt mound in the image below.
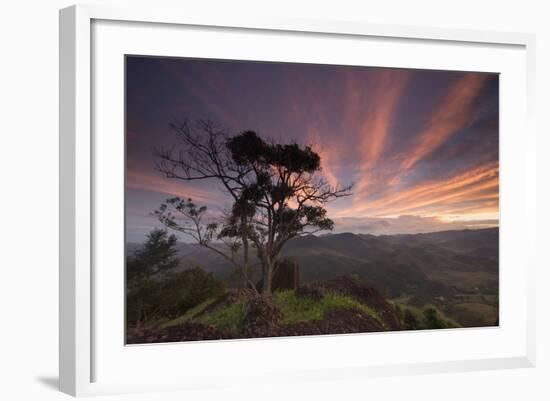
[306,276,401,330]
[242,295,282,337]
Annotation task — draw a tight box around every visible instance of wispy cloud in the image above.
[160,60,243,130]
[127,170,222,205]
[399,73,490,174]
[335,161,499,219]
[347,70,411,194]
[358,72,410,167]
[307,127,340,187]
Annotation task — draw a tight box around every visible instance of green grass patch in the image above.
[197,301,247,333]
[273,290,382,325]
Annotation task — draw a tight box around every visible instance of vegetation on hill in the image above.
[273,290,382,326]
[126,229,225,327]
[393,303,460,330]
[126,227,498,343]
[126,273,466,344]
[128,227,498,328]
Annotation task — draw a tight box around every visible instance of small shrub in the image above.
[422,307,446,329]
[349,273,360,282]
[158,267,225,319]
[396,303,461,331]
[126,277,164,326]
[394,303,403,321]
[403,309,420,330]
[126,266,225,326]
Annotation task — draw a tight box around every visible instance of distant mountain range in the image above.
[128,227,498,297]
[288,228,497,296]
[127,228,498,327]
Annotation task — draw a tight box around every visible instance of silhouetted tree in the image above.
[126,228,179,326]
[155,119,352,296]
[127,228,179,285]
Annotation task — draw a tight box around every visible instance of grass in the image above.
[161,290,390,333]
[273,290,382,325]
[197,301,247,333]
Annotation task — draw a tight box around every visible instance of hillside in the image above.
[128,276,462,344]
[127,227,499,327]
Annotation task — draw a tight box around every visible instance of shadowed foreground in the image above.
[127,276,459,344]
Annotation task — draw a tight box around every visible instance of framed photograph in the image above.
[59,4,536,397]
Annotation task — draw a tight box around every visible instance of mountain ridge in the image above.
[127,227,498,327]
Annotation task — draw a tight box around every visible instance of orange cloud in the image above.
[336,161,499,219]
[386,162,498,207]
[349,70,411,193]
[435,199,499,217]
[375,173,498,216]
[307,127,340,187]
[359,71,411,167]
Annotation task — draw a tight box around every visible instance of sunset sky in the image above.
[126,56,499,242]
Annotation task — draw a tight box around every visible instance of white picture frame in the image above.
[59,4,536,397]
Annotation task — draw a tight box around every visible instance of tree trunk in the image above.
[242,236,249,289]
[262,257,273,296]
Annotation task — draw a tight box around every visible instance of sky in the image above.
[125,56,499,243]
